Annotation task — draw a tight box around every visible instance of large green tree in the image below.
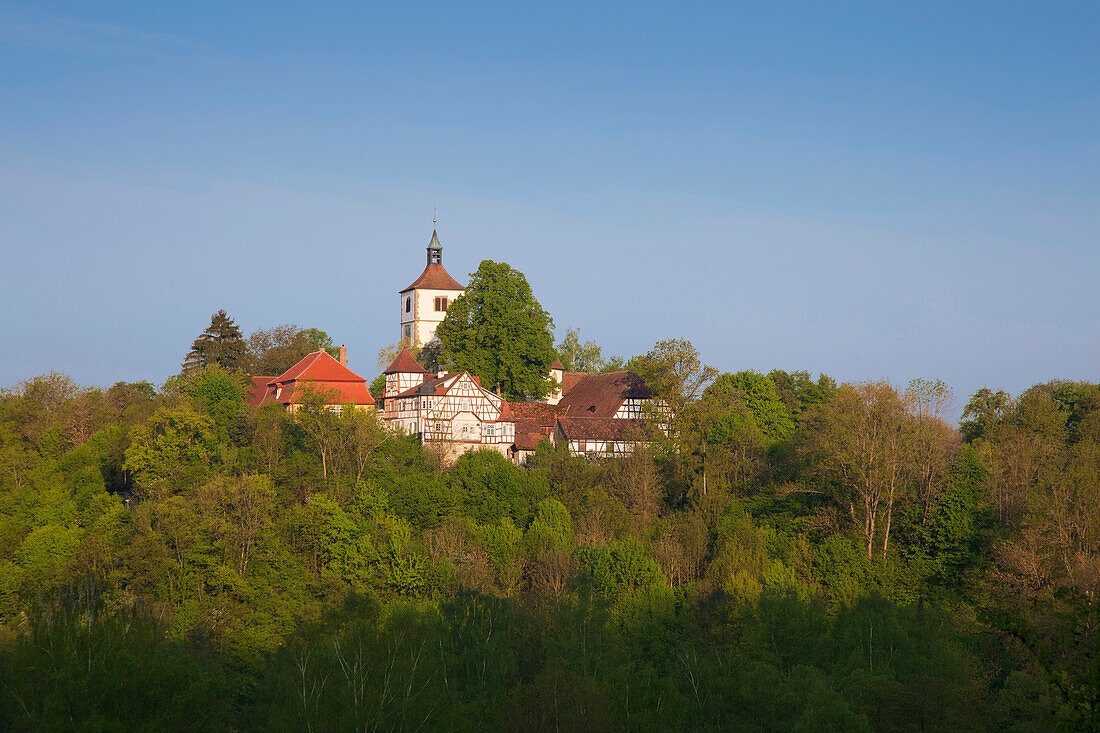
[704,371,795,443]
[435,260,556,400]
[182,310,247,373]
[246,324,338,376]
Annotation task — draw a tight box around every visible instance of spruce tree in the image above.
[182,310,247,373]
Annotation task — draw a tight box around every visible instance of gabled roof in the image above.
[248,350,375,409]
[259,381,376,407]
[276,350,364,383]
[383,348,428,375]
[390,371,512,421]
[557,370,653,418]
[509,402,566,423]
[401,264,465,293]
[551,359,564,371]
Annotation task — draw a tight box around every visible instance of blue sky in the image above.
[1,1,1097,412]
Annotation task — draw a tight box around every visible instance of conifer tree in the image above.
[182,309,247,373]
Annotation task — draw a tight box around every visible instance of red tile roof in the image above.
[562,372,588,395]
[557,370,653,418]
[248,350,375,409]
[249,376,275,409]
[509,402,566,422]
[555,417,638,442]
[276,350,366,383]
[551,359,564,370]
[383,348,427,375]
[401,264,465,293]
[511,402,565,450]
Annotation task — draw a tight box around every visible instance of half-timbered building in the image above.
[380,349,515,461]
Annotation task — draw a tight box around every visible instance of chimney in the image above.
[338,345,347,366]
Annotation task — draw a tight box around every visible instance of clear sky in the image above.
[1,1,1097,413]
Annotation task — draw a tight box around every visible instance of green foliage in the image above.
[556,328,619,373]
[577,539,665,598]
[527,498,573,552]
[124,407,216,496]
[0,363,1091,729]
[435,260,556,400]
[449,449,550,525]
[246,324,339,376]
[368,372,385,399]
[706,370,796,442]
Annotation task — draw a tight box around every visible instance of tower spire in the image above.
[426,218,443,266]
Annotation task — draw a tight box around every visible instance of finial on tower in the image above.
[427,217,443,266]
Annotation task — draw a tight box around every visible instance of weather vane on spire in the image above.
[433,207,437,228]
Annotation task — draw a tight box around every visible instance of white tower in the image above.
[398,227,465,348]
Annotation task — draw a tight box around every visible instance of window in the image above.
[405,297,411,313]
[404,325,411,338]
[434,296,449,312]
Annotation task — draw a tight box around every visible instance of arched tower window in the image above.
[405,297,411,313]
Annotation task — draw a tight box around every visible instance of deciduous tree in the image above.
[435,260,556,400]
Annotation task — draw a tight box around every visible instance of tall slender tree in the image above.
[182,310,247,373]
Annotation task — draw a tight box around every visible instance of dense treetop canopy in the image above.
[1,320,1099,728]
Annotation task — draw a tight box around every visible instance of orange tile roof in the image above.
[383,348,427,375]
[562,372,588,395]
[401,264,465,293]
[510,402,565,451]
[275,349,367,383]
[248,350,375,409]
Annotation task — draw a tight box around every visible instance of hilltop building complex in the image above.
[248,227,660,464]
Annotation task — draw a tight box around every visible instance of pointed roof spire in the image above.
[383,348,427,375]
[426,221,443,266]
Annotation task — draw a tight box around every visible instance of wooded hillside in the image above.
[0,348,1097,731]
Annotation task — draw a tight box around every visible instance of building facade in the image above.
[381,349,515,461]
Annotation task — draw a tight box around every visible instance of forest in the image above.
[0,306,1097,731]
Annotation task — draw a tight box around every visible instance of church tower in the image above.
[399,226,466,348]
